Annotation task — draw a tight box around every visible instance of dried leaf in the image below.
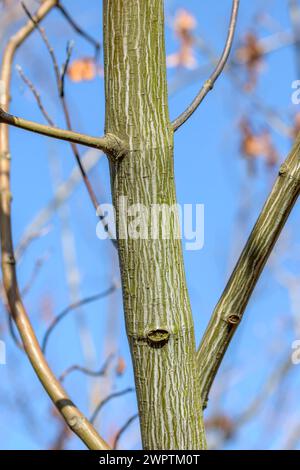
[167,9,197,69]
[116,356,126,376]
[236,33,265,91]
[205,414,235,440]
[67,57,97,82]
[240,119,278,173]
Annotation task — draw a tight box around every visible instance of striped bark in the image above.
[197,135,300,407]
[103,0,206,449]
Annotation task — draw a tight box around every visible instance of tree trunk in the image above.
[103,0,206,450]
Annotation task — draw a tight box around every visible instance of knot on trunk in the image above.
[146,328,170,348]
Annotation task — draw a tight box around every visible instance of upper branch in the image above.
[0,107,127,160]
[56,1,101,57]
[172,0,240,132]
[197,134,300,409]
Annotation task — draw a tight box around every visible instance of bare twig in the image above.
[15,225,51,261]
[42,284,118,354]
[16,65,55,126]
[60,40,73,97]
[113,413,139,450]
[21,2,61,86]
[17,150,102,255]
[90,388,134,425]
[172,0,240,131]
[0,0,109,450]
[21,252,49,297]
[288,0,300,77]
[56,1,101,58]
[7,312,23,349]
[21,2,118,245]
[170,34,293,139]
[234,354,293,426]
[59,354,114,382]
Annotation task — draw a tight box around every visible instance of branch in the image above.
[21,251,49,297]
[0,0,110,450]
[56,1,101,58]
[16,66,117,247]
[16,65,55,126]
[42,284,118,354]
[234,353,292,426]
[288,0,300,77]
[172,0,240,132]
[60,40,73,98]
[16,151,101,259]
[197,133,300,409]
[59,354,114,382]
[113,413,139,450]
[20,4,120,246]
[90,388,134,425]
[0,107,126,159]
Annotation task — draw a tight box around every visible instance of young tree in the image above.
[1,0,300,450]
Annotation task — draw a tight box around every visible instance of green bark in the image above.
[103,0,206,450]
[197,137,300,408]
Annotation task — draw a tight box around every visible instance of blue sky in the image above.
[0,0,300,450]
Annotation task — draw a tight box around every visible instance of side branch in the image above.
[197,134,300,408]
[0,0,110,450]
[0,108,126,160]
[172,0,240,132]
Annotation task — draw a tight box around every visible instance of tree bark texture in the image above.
[103,0,206,450]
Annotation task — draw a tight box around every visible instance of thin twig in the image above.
[22,2,61,87]
[90,388,134,425]
[172,0,240,131]
[60,40,73,97]
[21,252,49,297]
[0,0,110,450]
[1,279,23,349]
[21,2,119,246]
[16,64,55,126]
[56,1,101,59]
[7,309,23,350]
[15,225,51,261]
[17,150,102,256]
[113,413,139,450]
[234,354,293,426]
[59,354,114,382]
[42,284,118,354]
[288,0,300,77]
